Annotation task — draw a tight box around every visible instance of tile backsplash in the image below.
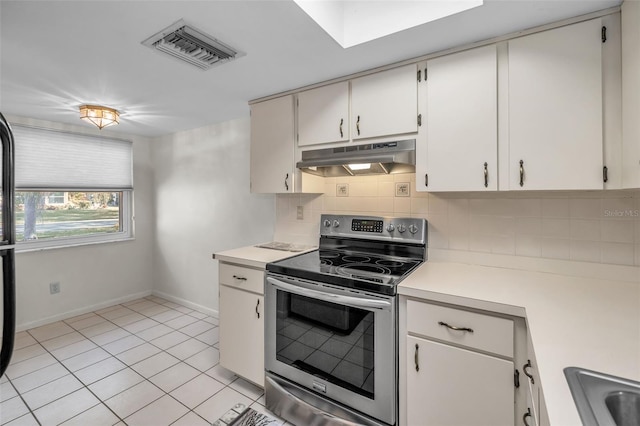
[274,173,640,267]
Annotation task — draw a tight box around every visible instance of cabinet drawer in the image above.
[407,300,514,358]
[219,263,264,294]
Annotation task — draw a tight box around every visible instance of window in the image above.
[8,125,133,249]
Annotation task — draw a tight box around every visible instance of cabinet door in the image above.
[351,64,418,140]
[298,81,349,146]
[250,95,294,193]
[421,44,497,191]
[508,18,604,190]
[406,336,514,426]
[219,285,264,387]
[623,1,640,188]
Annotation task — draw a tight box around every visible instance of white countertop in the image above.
[398,260,640,426]
[213,243,316,269]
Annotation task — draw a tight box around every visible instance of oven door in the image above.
[265,274,397,425]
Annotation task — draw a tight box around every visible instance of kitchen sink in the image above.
[565,367,640,426]
[605,391,640,426]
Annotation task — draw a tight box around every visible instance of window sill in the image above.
[15,235,135,253]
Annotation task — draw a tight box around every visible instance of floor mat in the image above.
[213,403,280,426]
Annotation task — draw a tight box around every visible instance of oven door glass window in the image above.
[276,290,375,398]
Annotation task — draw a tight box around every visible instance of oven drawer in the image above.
[219,263,264,294]
[407,300,514,358]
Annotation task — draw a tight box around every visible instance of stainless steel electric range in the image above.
[264,214,427,426]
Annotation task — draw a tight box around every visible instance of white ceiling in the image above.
[0,0,622,138]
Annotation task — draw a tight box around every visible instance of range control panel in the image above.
[351,219,383,233]
[320,214,427,245]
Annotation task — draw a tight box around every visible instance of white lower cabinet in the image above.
[218,263,264,387]
[519,334,550,426]
[401,298,537,426]
[406,336,514,426]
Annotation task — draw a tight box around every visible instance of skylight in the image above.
[294,0,484,48]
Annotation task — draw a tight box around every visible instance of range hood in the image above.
[297,139,415,177]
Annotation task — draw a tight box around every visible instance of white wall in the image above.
[5,116,155,330]
[151,117,274,316]
[275,173,640,269]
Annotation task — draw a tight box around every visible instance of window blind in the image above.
[10,125,133,190]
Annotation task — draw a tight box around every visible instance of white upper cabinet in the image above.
[420,44,498,191]
[508,18,605,190]
[351,64,419,140]
[250,95,295,194]
[297,81,349,146]
[623,2,640,188]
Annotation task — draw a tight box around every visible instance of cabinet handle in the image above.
[519,160,525,187]
[284,173,289,191]
[414,343,419,372]
[484,162,488,188]
[523,360,534,384]
[523,408,532,426]
[232,275,247,281]
[603,166,608,183]
[356,115,360,136]
[255,299,260,319]
[438,321,474,333]
[425,173,428,187]
[339,118,343,138]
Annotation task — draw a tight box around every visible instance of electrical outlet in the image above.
[49,282,60,294]
[336,183,349,197]
[296,206,304,220]
[395,182,410,197]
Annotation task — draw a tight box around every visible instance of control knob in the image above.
[386,224,395,233]
[323,219,332,228]
[408,224,419,234]
[397,224,406,233]
[333,220,340,228]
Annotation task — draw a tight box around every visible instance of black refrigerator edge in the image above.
[0,112,16,377]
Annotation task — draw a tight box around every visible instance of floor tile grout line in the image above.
[85,338,228,424]
[4,375,43,426]
[5,297,231,426]
[88,301,216,355]
[17,328,127,426]
[118,377,205,425]
[9,299,174,424]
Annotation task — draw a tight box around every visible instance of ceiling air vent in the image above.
[142,19,241,70]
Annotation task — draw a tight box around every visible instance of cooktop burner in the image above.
[266,215,428,295]
[267,249,423,294]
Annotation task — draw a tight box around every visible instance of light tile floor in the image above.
[0,296,288,426]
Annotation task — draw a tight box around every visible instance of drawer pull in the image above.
[438,321,474,333]
[523,360,534,384]
[255,299,260,319]
[232,275,247,281]
[414,343,419,372]
[523,408,532,426]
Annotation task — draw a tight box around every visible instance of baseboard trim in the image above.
[16,290,153,332]
[152,290,219,318]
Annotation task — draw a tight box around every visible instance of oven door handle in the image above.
[267,277,391,310]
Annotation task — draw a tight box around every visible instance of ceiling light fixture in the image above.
[79,105,120,130]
